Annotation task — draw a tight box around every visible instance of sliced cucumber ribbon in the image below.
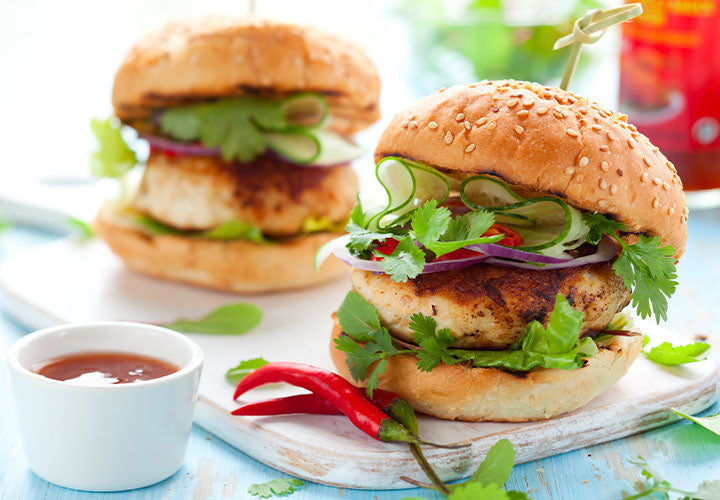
[366,157,459,231]
[280,93,329,128]
[461,175,589,257]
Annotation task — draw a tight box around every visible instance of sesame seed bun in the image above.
[94,203,348,294]
[330,316,643,422]
[375,80,688,257]
[112,17,381,135]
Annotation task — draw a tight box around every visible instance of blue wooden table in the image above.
[1,211,719,500]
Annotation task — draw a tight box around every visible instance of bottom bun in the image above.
[94,204,348,294]
[330,316,642,422]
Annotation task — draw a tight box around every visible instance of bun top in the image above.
[112,17,381,135]
[375,80,688,257]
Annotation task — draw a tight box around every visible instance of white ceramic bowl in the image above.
[7,322,203,491]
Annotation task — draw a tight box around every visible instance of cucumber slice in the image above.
[265,131,321,164]
[280,93,328,128]
[315,234,349,270]
[499,197,571,251]
[461,176,535,227]
[310,130,364,166]
[368,157,452,230]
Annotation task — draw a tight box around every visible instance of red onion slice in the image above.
[465,243,573,264]
[141,133,220,157]
[332,247,492,275]
[482,237,618,270]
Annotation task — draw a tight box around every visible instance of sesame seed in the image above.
[610,184,617,195]
[566,128,579,137]
[668,207,675,215]
[643,157,651,167]
[514,125,524,134]
[553,110,564,119]
[554,95,564,103]
[580,108,588,115]
[464,120,472,130]
[599,179,608,189]
[617,168,623,176]
[627,139,634,149]
[653,177,662,185]
[599,145,609,152]
[601,161,609,172]
[510,92,523,98]
[438,87,447,93]
[428,121,438,130]
[607,133,615,141]
[641,173,649,182]
[579,156,589,167]
[487,122,497,130]
[537,107,548,115]
[663,183,670,190]
[564,167,575,175]
[444,131,454,144]
[653,146,660,153]
[591,125,602,132]
[523,99,534,108]
[507,99,519,108]
[456,113,465,121]
[516,110,529,117]
[598,199,608,208]
[652,197,659,209]
[476,117,488,126]
[465,144,476,153]
[683,206,689,214]
[409,120,418,129]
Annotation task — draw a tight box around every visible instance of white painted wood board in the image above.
[1,239,717,489]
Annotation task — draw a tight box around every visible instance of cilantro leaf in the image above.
[336,291,382,341]
[247,478,304,498]
[225,358,269,385]
[673,408,720,438]
[411,199,452,249]
[409,313,461,371]
[643,338,710,365]
[161,98,288,163]
[346,222,394,256]
[90,117,138,178]
[162,303,262,335]
[449,482,510,500]
[333,334,382,382]
[378,236,426,282]
[465,438,515,488]
[614,235,678,323]
[582,212,625,245]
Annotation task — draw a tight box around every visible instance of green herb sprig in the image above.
[641,334,711,365]
[247,478,304,498]
[624,456,720,500]
[583,213,678,323]
[162,303,262,335]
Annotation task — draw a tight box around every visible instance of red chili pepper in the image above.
[231,388,401,416]
[484,223,523,247]
[370,238,399,261]
[233,362,416,443]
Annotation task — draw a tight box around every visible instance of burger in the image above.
[91,17,380,293]
[320,80,687,421]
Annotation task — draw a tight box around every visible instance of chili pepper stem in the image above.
[408,443,451,496]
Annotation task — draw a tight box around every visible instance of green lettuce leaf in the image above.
[90,117,138,178]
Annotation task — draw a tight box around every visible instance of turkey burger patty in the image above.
[133,152,358,236]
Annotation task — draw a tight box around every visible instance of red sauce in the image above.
[35,351,179,385]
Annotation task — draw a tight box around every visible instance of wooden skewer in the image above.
[554,3,643,91]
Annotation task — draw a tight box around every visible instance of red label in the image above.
[619,0,720,155]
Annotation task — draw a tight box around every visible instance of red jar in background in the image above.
[619,0,720,205]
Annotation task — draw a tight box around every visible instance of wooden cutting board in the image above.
[1,239,717,489]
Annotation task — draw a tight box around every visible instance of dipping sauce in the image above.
[35,351,179,385]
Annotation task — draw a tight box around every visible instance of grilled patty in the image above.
[351,261,631,349]
[132,152,357,236]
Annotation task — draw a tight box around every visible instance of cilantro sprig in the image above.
[346,199,501,282]
[247,478,304,498]
[160,98,288,163]
[641,334,711,365]
[583,213,678,323]
[625,456,720,500]
[335,292,597,396]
